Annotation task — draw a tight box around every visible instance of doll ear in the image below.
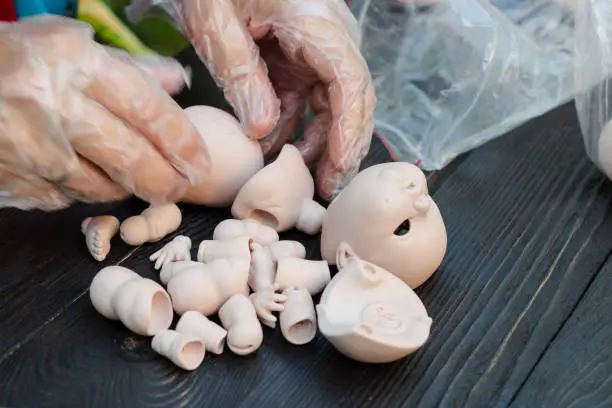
[336,241,358,268]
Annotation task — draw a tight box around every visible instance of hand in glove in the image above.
[0,16,210,211]
[173,0,375,200]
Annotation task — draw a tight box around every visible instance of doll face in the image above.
[339,162,435,246]
[316,243,432,363]
[320,242,431,332]
[371,164,432,236]
[321,162,446,288]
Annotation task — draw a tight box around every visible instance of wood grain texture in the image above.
[0,134,394,408]
[0,199,145,355]
[1,99,611,407]
[389,103,612,408]
[511,256,612,408]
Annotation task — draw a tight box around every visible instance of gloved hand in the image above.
[172,0,375,200]
[0,15,210,211]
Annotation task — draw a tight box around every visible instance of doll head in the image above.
[321,162,447,288]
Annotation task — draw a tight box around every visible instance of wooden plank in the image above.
[1,102,608,407]
[0,136,394,407]
[511,255,612,408]
[381,104,612,408]
[0,199,145,354]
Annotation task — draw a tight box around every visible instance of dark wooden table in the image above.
[1,50,612,408]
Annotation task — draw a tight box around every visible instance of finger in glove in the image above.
[177,0,280,139]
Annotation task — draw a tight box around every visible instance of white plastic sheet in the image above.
[574,0,612,179]
[351,0,578,169]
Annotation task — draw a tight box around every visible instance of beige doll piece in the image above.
[248,242,275,292]
[90,266,139,319]
[151,329,205,371]
[249,284,287,328]
[90,266,173,336]
[267,241,306,262]
[180,106,265,207]
[175,311,227,355]
[316,242,432,364]
[197,236,252,264]
[167,257,250,316]
[248,241,307,292]
[81,215,119,262]
[150,235,192,270]
[218,294,264,356]
[120,204,182,246]
[213,218,279,245]
[232,144,326,234]
[159,260,201,285]
[279,287,317,346]
[275,258,331,296]
[320,162,447,289]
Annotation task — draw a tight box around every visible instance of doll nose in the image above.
[414,195,431,213]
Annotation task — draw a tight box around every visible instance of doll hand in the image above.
[150,235,192,270]
[249,284,287,328]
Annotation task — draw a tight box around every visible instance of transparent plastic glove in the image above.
[0,15,210,211]
[105,48,193,96]
[171,0,375,200]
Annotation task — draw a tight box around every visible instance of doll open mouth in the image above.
[394,219,411,236]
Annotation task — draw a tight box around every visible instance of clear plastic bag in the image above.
[350,0,577,169]
[574,0,612,178]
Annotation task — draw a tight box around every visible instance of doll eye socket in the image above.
[363,262,378,276]
[394,219,410,236]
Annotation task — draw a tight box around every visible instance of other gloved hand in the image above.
[171,0,375,200]
[0,15,210,211]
